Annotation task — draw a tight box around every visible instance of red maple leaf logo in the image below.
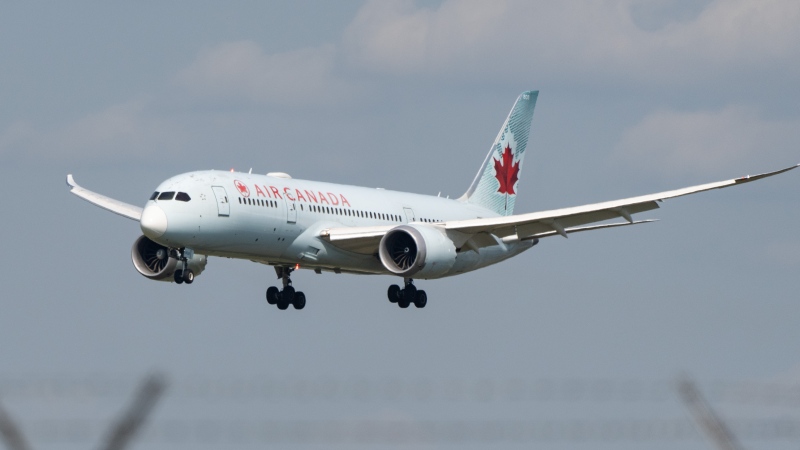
[493,144,519,195]
[234,180,250,197]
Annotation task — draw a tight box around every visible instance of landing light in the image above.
[295,264,301,270]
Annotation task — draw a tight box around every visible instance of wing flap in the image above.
[66,174,143,221]
[524,219,658,240]
[319,225,395,255]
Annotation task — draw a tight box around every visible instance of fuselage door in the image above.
[403,207,415,223]
[286,199,297,224]
[211,186,230,216]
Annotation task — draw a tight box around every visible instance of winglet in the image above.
[66,174,77,188]
[733,163,800,184]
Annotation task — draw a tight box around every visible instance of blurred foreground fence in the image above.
[2,377,799,405]
[2,376,799,446]
[9,418,800,444]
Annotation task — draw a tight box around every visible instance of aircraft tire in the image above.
[387,285,400,303]
[293,292,306,310]
[277,300,290,310]
[414,290,427,308]
[183,269,194,284]
[404,285,417,304]
[398,293,410,308]
[266,286,279,305]
[174,271,184,284]
[282,286,296,302]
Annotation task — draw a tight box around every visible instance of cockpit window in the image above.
[149,192,159,201]
[158,191,175,200]
[175,192,191,202]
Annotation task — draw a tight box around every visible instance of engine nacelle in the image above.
[378,224,457,279]
[131,235,207,282]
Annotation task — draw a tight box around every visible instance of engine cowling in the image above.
[378,224,457,279]
[131,235,207,282]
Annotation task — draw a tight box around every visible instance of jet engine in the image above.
[378,224,457,279]
[131,235,207,281]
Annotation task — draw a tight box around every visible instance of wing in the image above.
[321,164,798,254]
[444,164,798,241]
[66,174,143,221]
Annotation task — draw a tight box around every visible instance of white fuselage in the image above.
[142,170,534,279]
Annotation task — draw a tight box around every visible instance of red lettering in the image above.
[295,189,306,202]
[304,190,317,203]
[270,186,282,199]
[254,185,266,197]
[262,185,272,198]
[283,187,296,201]
[318,192,329,204]
[340,194,351,207]
[327,193,339,205]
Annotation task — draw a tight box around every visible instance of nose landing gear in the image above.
[387,278,427,308]
[172,247,194,284]
[266,266,305,310]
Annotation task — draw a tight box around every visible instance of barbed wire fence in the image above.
[2,376,799,405]
[1,375,799,447]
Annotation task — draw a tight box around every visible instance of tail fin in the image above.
[459,91,538,216]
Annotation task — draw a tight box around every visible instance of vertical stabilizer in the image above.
[460,91,538,216]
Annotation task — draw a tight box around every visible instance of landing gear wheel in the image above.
[387,285,400,303]
[414,290,427,308]
[293,292,306,310]
[266,286,279,305]
[404,284,417,303]
[390,279,426,309]
[269,266,307,310]
[397,289,411,308]
[182,269,194,284]
[174,271,184,284]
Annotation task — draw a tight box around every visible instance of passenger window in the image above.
[149,192,159,201]
[175,192,191,202]
[158,192,175,200]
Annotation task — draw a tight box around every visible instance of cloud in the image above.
[614,106,800,176]
[341,0,800,84]
[176,41,353,105]
[0,99,185,162]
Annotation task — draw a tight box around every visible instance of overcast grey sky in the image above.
[1,1,799,449]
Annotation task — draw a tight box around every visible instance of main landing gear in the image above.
[387,278,427,308]
[266,266,306,310]
[172,248,194,285]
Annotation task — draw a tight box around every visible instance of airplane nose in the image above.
[140,204,168,238]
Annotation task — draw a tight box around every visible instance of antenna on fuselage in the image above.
[248,168,252,174]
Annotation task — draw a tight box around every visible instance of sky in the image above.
[1,1,799,449]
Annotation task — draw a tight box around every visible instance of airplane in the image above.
[67,90,798,310]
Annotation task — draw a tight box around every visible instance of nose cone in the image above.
[140,204,168,238]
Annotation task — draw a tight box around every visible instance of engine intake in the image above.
[131,235,207,281]
[378,225,456,279]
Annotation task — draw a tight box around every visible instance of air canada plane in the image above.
[67,91,798,310]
